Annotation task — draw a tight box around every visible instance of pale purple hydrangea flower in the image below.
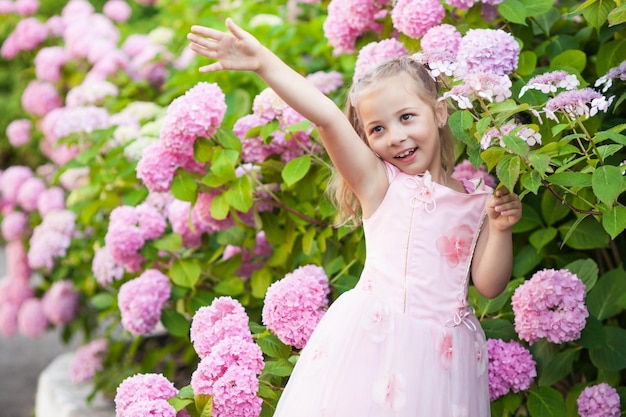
[512,268,589,344]
[114,373,177,417]
[6,119,32,147]
[445,0,477,9]
[519,70,580,97]
[34,46,69,82]
[1,17,47,59]
[103,0,132,22]
[262,264,330,348]
[481,123,542,150]
[70,338,108,383]
[28,210,76,271]
[457,28,519,76]
[487,338,536,401]
[21,80,63,117]
[160,82,227,156]
[323,0,387,54]
[352,38,408,83]
[451,160,496,188]
[412,50,465,79]
[391,0,445,40]
[577,383,621,417]
[595,60,626,92]
[544,88,614,122]
[442,73,512,109]
[306,70,344,94]
[421,24,462,56]
[1,211,29,241]
[17,298,48,338]
[92,246,125,286]
[190,296,253,359]
[1,166,33,206]
[118,269,171,335]
[42,280,79,325]
[66,80,119,107]
[17,176,46,212]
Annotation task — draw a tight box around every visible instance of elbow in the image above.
[473,279,508,299]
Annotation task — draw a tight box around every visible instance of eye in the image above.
[401,113,414,121]
[369,125,384,135]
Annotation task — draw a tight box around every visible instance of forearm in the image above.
[472,226,513,299]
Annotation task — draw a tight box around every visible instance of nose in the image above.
[387,125,407,146]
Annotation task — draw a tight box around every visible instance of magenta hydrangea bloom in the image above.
[118,269,171,335]
[6,239,32,281]
[190,296,252,359]
[167,199,212,248]
[445,0,477,9]
[487,338,536,401]
[511,268,589,344]
[1,210,29,241]
[577,383,621,417]
[136,143,180,192]
[17,298,48,338]
[323,0,386,54]
[421,24,462,56]
[70,338,108,383]
[391,0,445,40]
[262,264,330,348]
[451,160,496,188]
[115,373,177,417]
[42,280,79,325]
[457,28,519,76]
[353,38,408,83]
[160,82,226,156]
[6,119,32,147]
[136,202,166,240]
[544,88,613,122]
[105,206,146,268]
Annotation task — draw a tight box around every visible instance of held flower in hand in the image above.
[511,268,589,344]
[577,383,621,417]
[487,338,536,401]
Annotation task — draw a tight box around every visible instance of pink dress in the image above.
[273,163,492,417]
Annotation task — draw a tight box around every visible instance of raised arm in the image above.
[187,19,387,211]
[471,187,522,298]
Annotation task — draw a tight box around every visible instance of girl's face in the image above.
[357,72,447,180]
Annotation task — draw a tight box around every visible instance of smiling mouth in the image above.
[395,148,417,159]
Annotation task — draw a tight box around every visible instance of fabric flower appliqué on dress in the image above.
[438,330,454,371]
[436,224,474,268]
[360,298,394,343]
[372,373,406,411]
[404,172,436,213]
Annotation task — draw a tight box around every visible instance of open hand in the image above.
[187,18,263,73]
[486,187,522,231]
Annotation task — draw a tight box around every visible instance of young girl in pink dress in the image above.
[188,19,522,417]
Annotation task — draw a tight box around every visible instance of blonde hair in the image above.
[326,56,456,227]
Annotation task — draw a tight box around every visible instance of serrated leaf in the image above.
[448,110,474,143]
[581,0,616,31]
[481,148,506,173]
[608,3,626,26]
[502,133,530,157]
[215,128,242,152]
[592,165,623,207]
[602,205,626,239]
[225,176,253,212]
[263,358,294,377]
[169,258,201,288]
[210,192,230,220]
[282,155,311,186]
[152,233,183,252]
[161,309,191,339]
[529,227,557,251]
[559,216,610,250]
[193,137,214,163]
[586,268,626,320]
[527,386,567,417]
[547,172,592,187]
[480,318,516,341]
[171,171,198,203]
[257,334,291,358]
[538,348,577,386]
[496,154,521,191]
[589,326,626,371]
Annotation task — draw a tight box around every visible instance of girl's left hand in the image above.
[486,187,522,231]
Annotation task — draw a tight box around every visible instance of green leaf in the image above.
[171,170,198,203]
[502,133,530,157]
[256,334,291,358]
[592,165,624,207]
[558,216,610,250]
[90,292,114,310]
[529,227,557,251]
[513,203,543,233]
[481,148,506,173]
[550,50,587,73]
[589,326,626,371]
[527,386,567,417]
[602,205,626,239]
[594,130,626,146]
[161,309,191,339]
[152,233,183,252]
[577,315,606,349]
[214,276,244,296]
[498,0,528,25]
[210,148,238,182]
[521,170,542,194]
[282,155,312,186]
[546,172,592,187]
[195,394,213,417]
[517,50,537,76]
[564,258,599,293]
[211,192,230,220]
[263,358,294,377]
[215,128,242,152]
[596,39,626,76]
[480,318,517,341]
[519,0,555,16]
[496,154,521,191]
[193,137,214,163]
[169,258,202,289]
[586,268,626,320]
[528,152,551,175]
[538,349,577,386]
[250,268,272,299]
[608,3,626,26]
[540,189,570,226]
[225,176,253,212]
[581,0,617,31]
[513,244,543,277]
[449,110,474,144]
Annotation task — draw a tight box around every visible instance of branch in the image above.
[541,180,602,216]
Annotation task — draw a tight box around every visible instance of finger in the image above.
[225,18,248,40]
[199,62,225,73]
[190,25,226,42]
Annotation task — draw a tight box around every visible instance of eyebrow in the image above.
[363,107,417,129]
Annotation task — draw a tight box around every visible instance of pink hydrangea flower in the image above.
[167,199,211,248]
[118,269,171,335]
[5,239,32,281]
[595,60,626,92]
[0,275,34,306]
[42,280,79,325]
[160,82,226,156]
[92,246,125,286]
[391,0,445,40]
[66,80,119,107]
[262,264,330,348]
[103,0,132,22]
[487,338,536,401]
[1,211,29,241]
[457,28,519,76]
[114,373,177,417]
[544,88,614,122]
[1,17,47,59]
[0,0,14,14]
[451,160,496,188]
[190,296,252,359]
[18,298,48,338]
[577,383,621,417]
[445,0,477,9]
[70,338,108,383]
[421,24,462,56]
[352,38,408,83]
[136,143,181,192]
[37,186,66,216]
[21,80,63,117]
[0,165,33,205]
[17,176,46,212]
[323,0,386,54]
[14,0,39,16]
[306,70,344,94]
[480,123,542,149]
[136,202,167,240]
[104,206,146,269]
[28,210,76,271]
[511,268,589,344]
[442,72,512,109]
[6,119,32,147]
[210,366,263,417]
[519,70,580,97]
[0,304,19,337]
[34,46,69,82]
[193,192,235,233]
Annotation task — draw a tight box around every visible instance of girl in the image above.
[188,19,522,417]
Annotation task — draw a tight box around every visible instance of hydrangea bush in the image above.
[0,0,625,417]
